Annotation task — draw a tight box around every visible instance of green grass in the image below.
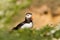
[0,25,60,40]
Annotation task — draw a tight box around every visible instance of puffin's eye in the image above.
[27,14,29,16]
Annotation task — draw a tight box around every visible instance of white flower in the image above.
[55,24,60,30]
[50,30,56,34]
[58,38,60,40]
[52,38,57,40]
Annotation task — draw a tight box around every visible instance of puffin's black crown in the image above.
[26,13,32,15]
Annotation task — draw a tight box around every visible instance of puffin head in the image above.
[25,13,32,19]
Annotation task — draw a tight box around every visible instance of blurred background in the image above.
[0,0,60,40]
[0,0,60,29]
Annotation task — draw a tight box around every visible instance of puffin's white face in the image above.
[25,13,32,18]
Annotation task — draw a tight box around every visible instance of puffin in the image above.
[12,13,33,30]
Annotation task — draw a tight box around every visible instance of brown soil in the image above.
[26,4,60,29]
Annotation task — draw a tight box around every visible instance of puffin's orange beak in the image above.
[31,16,33,20]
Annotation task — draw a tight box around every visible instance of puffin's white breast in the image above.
[21,22,33,29]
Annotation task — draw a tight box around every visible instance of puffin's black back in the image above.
[12,21,25,30]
